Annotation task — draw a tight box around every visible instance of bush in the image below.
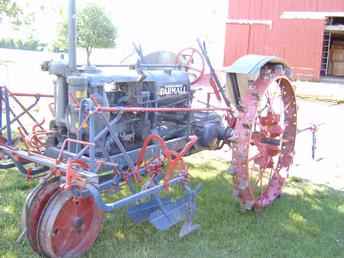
[0,37,46,51]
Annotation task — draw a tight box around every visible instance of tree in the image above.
[0,0,20,19]
[54,4,117,65]
[53,21,68,52]
[0,1,47,52]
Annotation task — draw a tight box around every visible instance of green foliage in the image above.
[53,21,68,53]
[54,4,117,65]
[0,37,46,51]
[1,1,51,50]
[78,4,117,50]
[0,0,20,18]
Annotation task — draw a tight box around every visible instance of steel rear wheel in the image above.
[232,71,297,211]
[37,190,104,258]
[23,177,60,253]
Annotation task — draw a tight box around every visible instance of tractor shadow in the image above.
[1,161,344,258]
[86,173,344,258]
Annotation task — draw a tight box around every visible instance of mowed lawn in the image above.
[1,151,344,258]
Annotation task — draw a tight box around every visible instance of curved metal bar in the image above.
[86,176,184,212]
[30,166,50,176]
[2,151,49,177]
[0,161,17,169]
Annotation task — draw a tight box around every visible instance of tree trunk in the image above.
[86,47,92,66]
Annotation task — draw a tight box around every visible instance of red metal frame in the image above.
[64,159,89,190]
[57,139,95,163]
[135,134,198,190]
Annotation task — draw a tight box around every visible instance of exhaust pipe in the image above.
[68,0,77,70]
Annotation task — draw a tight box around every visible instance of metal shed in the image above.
[224,0,344,81]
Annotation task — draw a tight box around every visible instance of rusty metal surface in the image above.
[23,178,61,253]
[231,71,297,210]
[37,190,104,258]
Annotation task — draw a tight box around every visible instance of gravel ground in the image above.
[292,99,344,191]
[295,80,344,99]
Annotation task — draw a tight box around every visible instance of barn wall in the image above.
[225,0,344,80]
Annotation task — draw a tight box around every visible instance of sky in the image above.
[1,0,228,65]
[107,0,227,49]
[107,0,228,64]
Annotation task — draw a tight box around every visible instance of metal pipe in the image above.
[68,0,77,70]
[96,106,232,113]
[46,135,187,171]
[4,89,12,144]
[10,93,53,98]
[57,138,95,162]
[197,39,232,108]
[86,176,185,212]
[0,89,3,131]
[88,112,96,171]
[81,64,183,69]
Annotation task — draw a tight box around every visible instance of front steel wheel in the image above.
[231,68,297,211]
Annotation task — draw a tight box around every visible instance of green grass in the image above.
[1,151,344,258]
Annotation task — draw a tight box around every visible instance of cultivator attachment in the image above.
[149,184,201,237]
[128,135,201,236]
[128,197,171,224]
[149,196,195,230]
[127,179,201,237]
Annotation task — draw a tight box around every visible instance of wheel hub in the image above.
[73,217,84,231]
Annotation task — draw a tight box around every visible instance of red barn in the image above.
[224,0,344,81]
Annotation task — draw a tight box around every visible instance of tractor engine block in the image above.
[45,64,228,159]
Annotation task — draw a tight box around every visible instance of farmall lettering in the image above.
[159,84,187,96]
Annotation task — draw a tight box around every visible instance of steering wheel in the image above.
[176,48,205,85]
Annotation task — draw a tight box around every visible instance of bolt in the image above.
[233,189,240,198]
[228,167,238,176]
[73,217,84,232]
[238,179,249,190]
[242,200,255,211]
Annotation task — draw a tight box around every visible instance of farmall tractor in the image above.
[0,1,297,257]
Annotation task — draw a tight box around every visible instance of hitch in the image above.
[297,123,324,160]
